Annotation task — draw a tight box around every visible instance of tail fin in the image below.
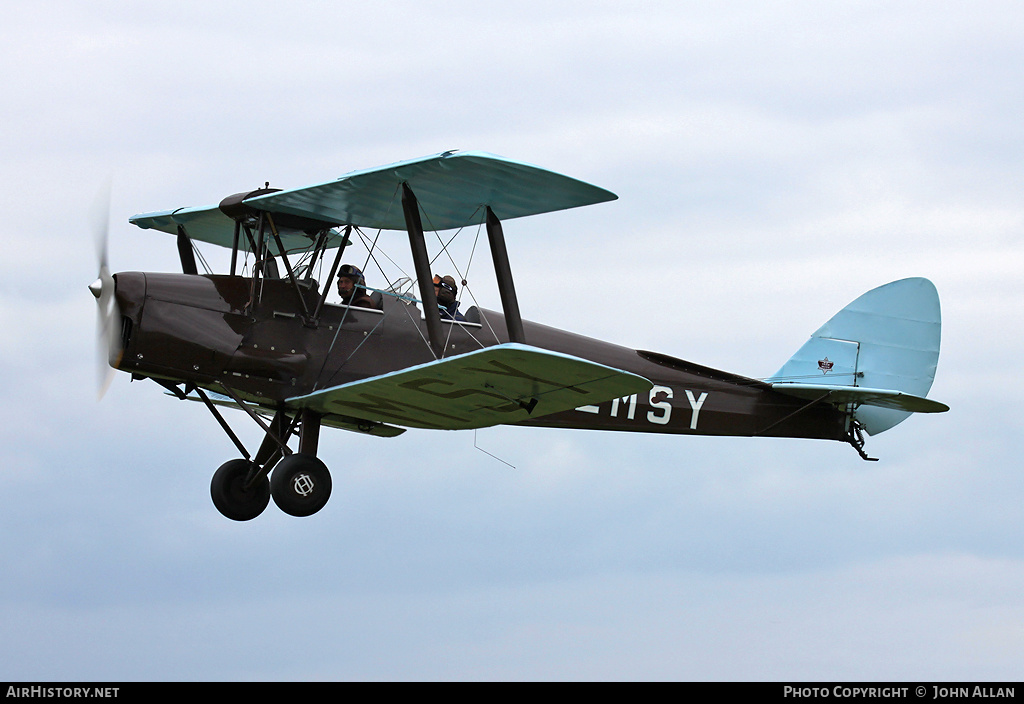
[770,278,948,439]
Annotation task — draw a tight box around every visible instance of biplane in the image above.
[91,151,948,521]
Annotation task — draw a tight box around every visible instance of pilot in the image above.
[337,264,377,309]
[433,274,465,321]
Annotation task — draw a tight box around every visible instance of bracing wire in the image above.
[474,429,516,469]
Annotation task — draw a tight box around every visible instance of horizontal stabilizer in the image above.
[770,383,949,413]
[288,343,653,430]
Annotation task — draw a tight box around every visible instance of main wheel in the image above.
[210,459,270,521]
[271,453,332,517]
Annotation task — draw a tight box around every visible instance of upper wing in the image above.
[129,151,617,249]
[287,343,653,430]
[129,203,251,251]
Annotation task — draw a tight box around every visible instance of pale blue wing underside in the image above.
[129,151,617,250]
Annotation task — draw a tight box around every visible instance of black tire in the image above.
[271,453,332,517]
[210,459,270,521]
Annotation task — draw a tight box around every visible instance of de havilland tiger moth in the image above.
[89,151,948,521]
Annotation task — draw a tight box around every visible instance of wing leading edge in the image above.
[287,343,653,430]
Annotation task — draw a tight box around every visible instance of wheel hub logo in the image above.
[293,473,315,496]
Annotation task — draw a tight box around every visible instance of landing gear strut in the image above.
[194,387,332,520]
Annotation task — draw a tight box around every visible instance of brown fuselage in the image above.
[111,272,848,443]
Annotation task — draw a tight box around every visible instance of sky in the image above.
[1,0,1022,681]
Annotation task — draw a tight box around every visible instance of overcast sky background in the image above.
[1,0,1022,681]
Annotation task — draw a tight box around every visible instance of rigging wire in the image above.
[474,429,515,469]
[417,205,503,351]
[191,240,213,275]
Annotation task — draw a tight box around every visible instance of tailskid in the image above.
[846,420,878,462]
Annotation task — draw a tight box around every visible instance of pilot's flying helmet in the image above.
[338,264,365,285]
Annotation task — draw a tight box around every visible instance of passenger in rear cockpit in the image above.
[433,274,465,321]
[337,264,377,309]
